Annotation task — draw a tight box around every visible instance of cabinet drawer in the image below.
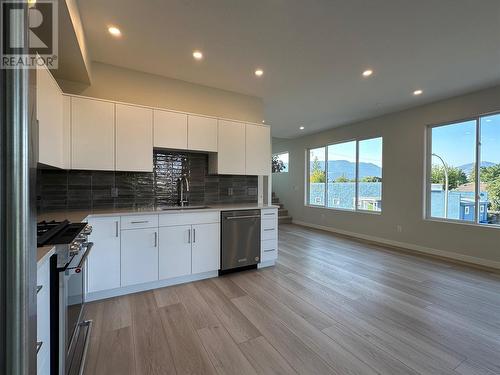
[261,219,277,240]
[159,211,220,227]
[261,239,278,262]
[261,208,277,220]
[121,214,158,229]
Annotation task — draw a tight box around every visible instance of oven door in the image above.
[64,242,93,374]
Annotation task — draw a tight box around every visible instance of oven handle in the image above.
[76,242,94,270]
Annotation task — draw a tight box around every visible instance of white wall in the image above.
[58,62,263,123]
[273,84,500,268]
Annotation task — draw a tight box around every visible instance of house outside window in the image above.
[426,113,500,226]
[307,137,383,212]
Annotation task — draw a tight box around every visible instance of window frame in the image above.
[272,151,290,174]
[305,136,383,214]
[425,110,500,228]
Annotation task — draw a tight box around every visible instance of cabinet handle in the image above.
[131,220,149,224]
[264,228,275,231]
[154,232,158,247]
[193,228,196,243]
[264,249,276,252]
[115,221,119,237]
[188,229,191,244]
[264,213,275,216]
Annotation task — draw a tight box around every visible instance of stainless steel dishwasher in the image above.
[221,210,261,272]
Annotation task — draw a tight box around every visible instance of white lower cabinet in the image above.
[121,228,159,286]
[87,216,121,293]
[159,225,192,279]
[260,208,278,265]
[192,223,220,274]
[159,222,220,279]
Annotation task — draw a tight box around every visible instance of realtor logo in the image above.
[1,0,58,69]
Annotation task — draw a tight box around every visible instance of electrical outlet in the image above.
[228,187,234,196]
[397,225,403,233]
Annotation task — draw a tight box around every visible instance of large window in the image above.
[427,114,500,226]
[307,137,383,212]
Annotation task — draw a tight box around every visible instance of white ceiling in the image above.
[77,0,500,138]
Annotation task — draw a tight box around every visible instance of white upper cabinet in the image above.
[154,110,188,150]
[116,104,153,172]
[62,96,71,169]
[71,97,115,171]
[187,115,218,152]
[246,124,271,175]
[37,64,63,168]
[211,120,246,175]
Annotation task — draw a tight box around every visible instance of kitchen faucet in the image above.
[178,174,190,207]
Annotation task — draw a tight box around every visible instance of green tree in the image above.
[310,157,326,183]
[334,175,350,183]
[487,179,500,212]
[361,176,382,183]
[431,165,467,190]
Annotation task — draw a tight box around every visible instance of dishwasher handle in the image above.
[225,215,261,220]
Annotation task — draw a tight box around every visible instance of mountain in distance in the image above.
[312,160,381,180]
[458,161,496,176]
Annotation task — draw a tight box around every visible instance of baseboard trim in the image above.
[292,220,500,272]
[86,271,218,302]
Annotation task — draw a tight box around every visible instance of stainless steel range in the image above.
[37,220,93,375]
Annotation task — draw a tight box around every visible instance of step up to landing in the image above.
[272,192,292,224]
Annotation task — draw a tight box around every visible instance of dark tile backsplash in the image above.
[37,150,258,212]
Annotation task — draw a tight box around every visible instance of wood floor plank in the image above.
[94,327,135,375]
[128,292,176,375]
[210,275,247,299]
[172,282,220,330]
[232,295,340,375]
[195,279,261,344]
[197,325,257,375]
[238,336,298,375]
[231,274,383,375]
[153,285,180,308]
[159,303,217,375]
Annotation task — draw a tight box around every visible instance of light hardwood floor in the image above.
[83,224,500,375]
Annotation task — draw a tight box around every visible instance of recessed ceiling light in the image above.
[299,126,305,130]
[192,50,203,60]
[362,69,373,77]
[108,26,121,37]
[413,89,423,96]
[255,69,264,77]
[262,120,265,124]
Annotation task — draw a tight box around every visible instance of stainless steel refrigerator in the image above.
[0,0,38,373]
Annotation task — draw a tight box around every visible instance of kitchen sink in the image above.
[159,205,210,211]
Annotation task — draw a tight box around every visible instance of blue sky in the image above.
[432,115,500,167]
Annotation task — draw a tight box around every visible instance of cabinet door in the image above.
[188,115,217,152]
[62,96,71,169]
[246,124,271,175]
[121,228,159,287]
[72,97,115,170]
[216,120,245,174]
[154,110,188,150]
[192,223,220,274]
[87,217,121,293]
[37,64,63,168]
[116,104,153,172]
[158,225,192,279]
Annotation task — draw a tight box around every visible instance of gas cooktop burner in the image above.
[37,220,88,247]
